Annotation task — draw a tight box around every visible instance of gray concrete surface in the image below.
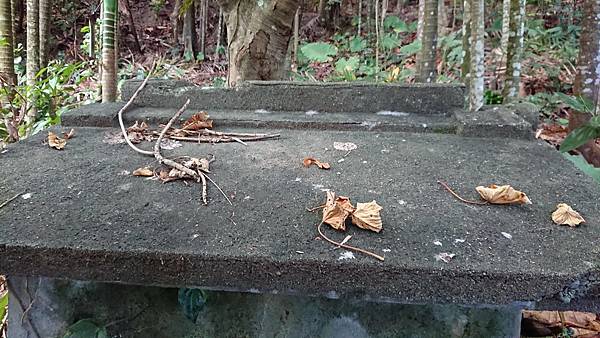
[1,125,599,310]
[120,80,465,115]
[7,277,522,338]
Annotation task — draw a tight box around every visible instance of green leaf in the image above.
[560,125,600,152]
[349,36,366,53]
[589,116,600,128]
[381,33,400,50]
[555,92,594,114]
[399,40,421,56]
[383,16,408,32]
[62,319,108,338]
[563,153,600,184]
[0,37,8,47]
[0,290,8,327]
[300,42,337,62]
[178,288,207,323]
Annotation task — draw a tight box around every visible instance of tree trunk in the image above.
[570,0,600,167]
[38,0,50,68]
[461,0,470,83]
[101,0,118,103]
[25,0,39,123]
[182,1,197,60]
[416,0,438,83]
[468,0,484,111]
[10,0,18,49]
[218,0,299,87]
[501,0,525,101]
[1,0,18,141]
[0,0,15,86]
[416,0,425,41]
[198,0,208,55]
[437,0,447,37]
[171,0,183,43]
[214,6,223,61]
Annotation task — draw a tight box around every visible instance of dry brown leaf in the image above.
[322,191,355,231]
[552,203,585,227]
[183,157,210,173]
[475,184,532,205]
[63,129,75,139]
[158,168,182,183]
[132,167,154,177]
[182,112,213,130]
[303,157,331,170]
[48,132,67,150]
[522,310,600,336]
[351,201,383,233]
[127,121,152,143]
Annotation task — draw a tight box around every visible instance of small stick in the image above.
[437,181,488,205]
[202,129,280,138]
[203,173,233,205]
[0,191,24,210]
[118,65,155,156]
[199,172,208,205]
[317,222,384,261]
[306,204,326,212]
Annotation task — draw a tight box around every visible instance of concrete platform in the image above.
[0,81,599,336]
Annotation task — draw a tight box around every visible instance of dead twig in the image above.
[153,100,232,206]
[437,181,489,205]
[0,191,24,210]
[118,65,155,156]
[306,204,326,212]
[317,222,385,261]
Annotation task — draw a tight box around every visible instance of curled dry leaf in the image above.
[132,167,154,177]
[435,252,455,263]
[475,184,532,205]
[182,112,213,130]
[127,121,152,144]
[48,132,67,150]
[351,201,383,233]
[552,203,585,227]
[333,142,358,152]
[322,191,355,231]
[303,157,331,170]
[183,157,211,173]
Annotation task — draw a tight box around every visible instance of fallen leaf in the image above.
[48,132,67,150]
[333,142,358,152]
[322,191,355,231]
[522,310,600,337]
[552,203,585,227]
[435,252,455,263]
[132,167,154,177]
[183,157,210,172]
[158,168,184,183]
[182,112,213,130]
[63,129,75,139]
[475,184,532,205]
[127,121,152,143]
[303,157,331,170]
[351,201,383,233]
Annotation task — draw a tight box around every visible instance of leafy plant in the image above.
[484,90,503,105]
[556,94,599,152]
[62,319,107,338]
[334,56,360,81]
[301,42,338,62]
[0,290,7,334]
[178,288,207,323]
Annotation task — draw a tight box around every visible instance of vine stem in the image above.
[317,222,384,261]
[437,181,488,205]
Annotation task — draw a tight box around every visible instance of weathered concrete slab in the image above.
[1,124,599,311]
[120,80,466,115]
[8,276,521,338]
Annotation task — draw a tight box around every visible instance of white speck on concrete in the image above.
[305,110,320,116]
[21,193,32,200]
[433,240,443,246]
[255,109,271,114]
[338,251,355,260]
[376,111,410,117]
[501,232,513,239]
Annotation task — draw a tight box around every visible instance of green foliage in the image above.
[0,291,7,330]
[555,93,595,114]
[398,40,421,56]
[301,42,338,62]
[349,36,367,53]
[565,154,600,184]
[560,117,600,153]
[334,57,360,81]
[383,16,410,33]
[1,58,97,142]
[484,90,503,105]
[150,0,166,14]
[62,319,107,338]
[178,288,207,323]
